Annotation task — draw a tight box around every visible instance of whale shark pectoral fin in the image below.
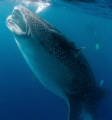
[68,96,83,120]
[49,29,75,47]
[74,47,85,57]
[49,29,85,57]
[49,29,75,45]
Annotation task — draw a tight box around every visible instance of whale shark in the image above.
[6,5,109,120]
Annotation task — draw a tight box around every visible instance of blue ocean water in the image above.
[0,0,112,120]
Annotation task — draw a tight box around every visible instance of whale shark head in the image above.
[6,5,45,41]
[6,5,28,36]
[6,5,58,46]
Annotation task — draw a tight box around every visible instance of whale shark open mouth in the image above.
[6,6,27,36]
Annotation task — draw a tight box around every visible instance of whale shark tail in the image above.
[84,87,110,120]
[68,95,83,120]
[67,87,110,120]
[68,96,99,120]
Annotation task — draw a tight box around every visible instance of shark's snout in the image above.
[6,6,27,35]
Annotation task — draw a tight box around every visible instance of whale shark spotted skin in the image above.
[6,5,109,120]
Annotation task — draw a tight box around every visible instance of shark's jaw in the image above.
[6,6,28,36]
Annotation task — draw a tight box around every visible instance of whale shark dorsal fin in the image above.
[75,47,85,57]
[49,29,75,48]
[49,29,84,57]
[49,29,73,44]
[49,29,75,44]
[68,97,83,120]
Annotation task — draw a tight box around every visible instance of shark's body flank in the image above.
[6,5,109,120]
